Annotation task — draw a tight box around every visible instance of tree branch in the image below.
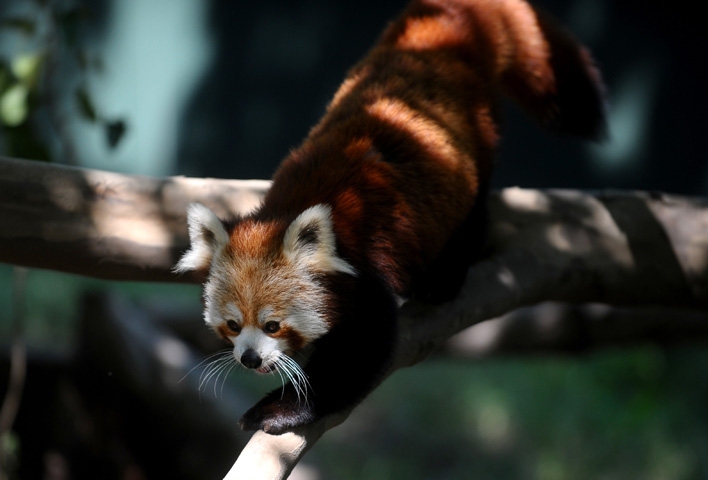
[2,156,708,479]
[0,156,269,282]
[226,190,708,479]
[445,303,708,357]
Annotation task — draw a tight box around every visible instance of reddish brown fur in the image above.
[215,323,234,342]
[274,325,306,354]
[227,0,606,304]
[223,0,605,433]
[250,0,604,296]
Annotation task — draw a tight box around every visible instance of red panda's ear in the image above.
[174,203,229,274]
[283,204,356,276]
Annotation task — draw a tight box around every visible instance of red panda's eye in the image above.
[226,320,241,334]
[264,321,280,334]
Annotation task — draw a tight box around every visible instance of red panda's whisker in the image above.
[277,353,311,406]
[197,351,233,386]
[272,360,289,400]
[200,356,234,393]
[198,357,225,390]
[281,356,310,397]
[220,362,238,399]
[212,357,237,398]
[178,349,231,384]
[275,354,299,401]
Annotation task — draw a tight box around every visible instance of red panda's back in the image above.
[260,0,605,295]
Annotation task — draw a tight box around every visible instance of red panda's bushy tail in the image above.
[386,0,607,140]
[496,1,607,140]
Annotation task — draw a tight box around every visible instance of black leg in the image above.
[240,273,398,434]
[412,194,489,303]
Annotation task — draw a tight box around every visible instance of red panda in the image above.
[175,0,605,434]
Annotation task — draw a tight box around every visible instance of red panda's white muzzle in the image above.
[233,326,284,374]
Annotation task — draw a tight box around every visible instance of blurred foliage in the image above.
[0,0,127,163]
[311,350,708,480]
[0,431,20,480]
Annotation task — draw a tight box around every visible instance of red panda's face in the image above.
[175,203,355,374]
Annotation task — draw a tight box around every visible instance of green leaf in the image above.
[75,86,98,122]
[0,83,29,126]
[105,119,127,149]
[1,431,20,455]
[0,17,36,36]
[11,52,44,88]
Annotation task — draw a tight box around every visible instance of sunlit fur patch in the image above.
[496,0,555,95]
[396,12,465,51]
[328,66,371,112]
[366,97,461,169]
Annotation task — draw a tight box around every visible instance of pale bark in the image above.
[2,156,708,479]
[445,303,708,357]
[0,156,269,282]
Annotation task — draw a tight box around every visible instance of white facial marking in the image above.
[258,306,275,325]
[284,307,328,343]
[203,283,220,326]
[174,203,229,273]
[283,204,356,276]
[225,303,243,322]
[232,326,281,365]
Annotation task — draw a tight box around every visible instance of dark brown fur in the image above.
[258,0,603,297]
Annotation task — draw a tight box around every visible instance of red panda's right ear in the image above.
[174,203,229,274]
[283,204,356,276]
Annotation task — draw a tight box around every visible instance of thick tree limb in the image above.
[2,156,708,479]
[226,190,708,479]
[0,156,269,282]
[445,303,708,357]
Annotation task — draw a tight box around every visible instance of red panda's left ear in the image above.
[283,204,356,276]
[174,203,229,274]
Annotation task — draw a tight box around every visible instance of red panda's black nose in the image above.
[241,349,262,369]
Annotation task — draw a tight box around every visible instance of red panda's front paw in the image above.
[239,400,316,434]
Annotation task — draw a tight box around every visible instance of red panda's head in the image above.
[175,203,356,375]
